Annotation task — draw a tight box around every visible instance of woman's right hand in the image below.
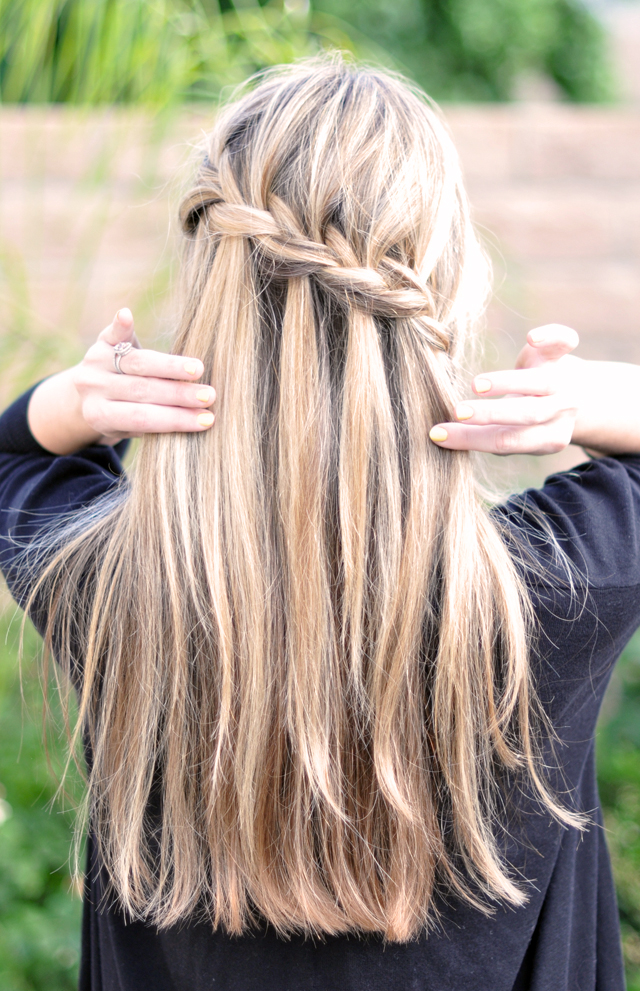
[429,323,640,459]
[429,324,582,456]
[28,309,216,455]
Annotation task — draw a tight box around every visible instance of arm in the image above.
[571,360,640,455]
[0,390,131,627]
[27,309,216,455]
[25,316,635,460]
[429,325,640,457]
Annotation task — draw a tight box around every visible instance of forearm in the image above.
[572,361,640,455]
[27,369,103,455]
[21,308,216,458]
[428,327,640,458]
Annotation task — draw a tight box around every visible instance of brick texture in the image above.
[445,104,640,365]
[0,104,638,376]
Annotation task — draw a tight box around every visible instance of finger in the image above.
[99,308,138,348]
[453,394,565,427]
[516,324,580,369]
[428,420,572,456]
[104,375,215,409]
[88,400,215,436]
[472,366,557,398]
[96,341,204,381]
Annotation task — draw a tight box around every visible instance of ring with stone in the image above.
[113,341,133,374]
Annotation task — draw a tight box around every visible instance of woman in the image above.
[1,57,639,991]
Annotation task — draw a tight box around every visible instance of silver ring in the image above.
[113,341,133,374]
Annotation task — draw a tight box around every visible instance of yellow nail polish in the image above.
[196,388,211,402]
[184,360,199,376]
[456,404,474,420]
[429,426,448,443]
[475,378,491,394]
[197,412,214,427]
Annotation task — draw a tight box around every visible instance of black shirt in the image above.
[0,385,637,991]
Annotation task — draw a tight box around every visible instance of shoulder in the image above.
[494,454,640,591]
[495,456,640,724]
[0,383,129,513]
[0,386,129,605]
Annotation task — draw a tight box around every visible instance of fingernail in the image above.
[529,331,545,344]
[184,360,200,376]
[197,412,214,427]
[116,308,132,325]
[474,378,491,394]
[429,426,448,443]
[456,404,474,421]
[196,387,212,403]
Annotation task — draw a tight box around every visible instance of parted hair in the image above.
[35,56,576,941]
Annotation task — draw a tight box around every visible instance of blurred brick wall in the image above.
[447,104,640,364]
[0,104,638,369]
[0,108,193,364]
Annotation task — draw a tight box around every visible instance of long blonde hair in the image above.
[33,57,575,941]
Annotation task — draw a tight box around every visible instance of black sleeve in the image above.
[0,386,130,629]
[496,455,640,725]
[498,454,640,591]
[0,382,130,461]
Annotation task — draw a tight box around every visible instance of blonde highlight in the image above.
[31,57,579,942]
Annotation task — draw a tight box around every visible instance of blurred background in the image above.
[0,1,639,988]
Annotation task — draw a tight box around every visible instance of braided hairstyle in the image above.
[40,56,577,941]
[182,162,453,342]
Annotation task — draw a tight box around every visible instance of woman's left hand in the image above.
[429,324,582,456]
[28,308,216,455]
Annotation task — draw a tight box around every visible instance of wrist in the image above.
[570,360,640,456]
[27,368,103,455]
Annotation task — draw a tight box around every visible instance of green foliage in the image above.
[0,0,613,106]
[0,612,82,991]
[544,0,615,101]
[314,0,615,101]
[0,0,368,106]
[597,633,640,990]
[0,0,194,104]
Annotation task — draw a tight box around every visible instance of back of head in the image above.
[41,56,571,941]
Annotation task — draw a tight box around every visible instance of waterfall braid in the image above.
[31,57,579,941]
